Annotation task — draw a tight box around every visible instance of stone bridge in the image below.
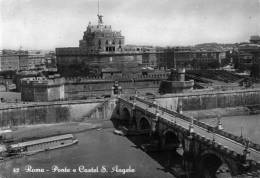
[117,96,260,178]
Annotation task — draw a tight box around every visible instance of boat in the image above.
[0,129,12,134]
[8,134,78,156]
[0,144,7,159]
[113,129,125,136]
[121,126,150,136]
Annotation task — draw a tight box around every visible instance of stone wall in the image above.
[155,89,260,111]
[64,76,166,99]
[56,54,143,69]
[78,98,117,121]
[0,100,104,128]
[21,77,65,102]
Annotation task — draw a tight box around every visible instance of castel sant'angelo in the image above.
[55,9,147,74]
[79,14,125,53]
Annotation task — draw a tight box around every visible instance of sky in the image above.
[0,0,260,50]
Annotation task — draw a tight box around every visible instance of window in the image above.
[119,40,122,48]
[98,39,101,49]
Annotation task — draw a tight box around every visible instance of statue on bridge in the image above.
[112,81,122,96]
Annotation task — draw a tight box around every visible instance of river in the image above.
[200,114,260,144]
[1,114,259,178]
[0,124,176,178]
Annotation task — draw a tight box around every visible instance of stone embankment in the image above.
[1,122,100,143]
[0,99,105,128]
[0,98,117,143]
[156,88,260,111]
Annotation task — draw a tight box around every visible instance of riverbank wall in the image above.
[0,100,105,128]
[73,98,117,121]
[155,88,260,111]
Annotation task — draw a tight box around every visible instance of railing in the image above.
[132,97,260,152]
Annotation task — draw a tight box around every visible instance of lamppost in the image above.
[177,100,183,114]
[216,115,223,130]
[212,127,216,142]
[153,109,160,133]
[132,98,136,110]
[188,117,194,134]
[129,94,137,129]
[112,81,120,96]
[111,86,115,96]
[134,89,138,99]
[240,126,244,139]
[118,86,122,96]
[152,102,160,133]
[153,100,156,107]
[131,78,135,94]
[242,139,250,164]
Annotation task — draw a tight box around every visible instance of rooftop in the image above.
[250,35,260,41]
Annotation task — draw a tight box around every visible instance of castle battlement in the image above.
[21,76,65,87]
[65,72,169,84]
[21,76,65,102]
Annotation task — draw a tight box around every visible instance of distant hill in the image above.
[194,43,238,51]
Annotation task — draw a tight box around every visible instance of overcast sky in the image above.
[0,0,260,50]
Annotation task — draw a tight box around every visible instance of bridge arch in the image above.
[121,107,131,120]
[161,129,180,150]
[138,117,151,130]
[198,150,233,178]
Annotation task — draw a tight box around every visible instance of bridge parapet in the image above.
[118,96,260,177]
[157,115,246,161]
[135,97,260,152]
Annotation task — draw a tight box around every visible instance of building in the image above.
[192,50,222,63]
[0,49,47,72]
[0,55,20,71]
[19,54,45,70]
[79,14,125,53]
[44,51,57,71]
[156,46,226,69]
[238,36,260,66]
[56,14,147,75]
[155,47,175,69]
[238,37,260,78]
[56,10,229,75]
[250,35,260,44]
[174,47,193,66]
[20,75,65,102]
[1,49,28,56]
[58,13,126,54]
